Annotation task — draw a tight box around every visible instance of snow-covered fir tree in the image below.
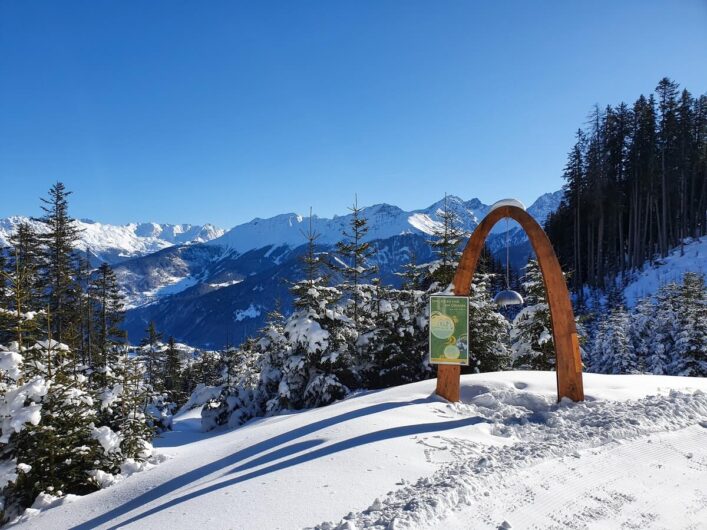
[36,182,83,346]
[644,281,681,374]
[358,283,429,388]
[284,281,355,408]
[0,222,43,348]
[253,307,290,416]
[201,337,262,430]
[509,259,554,370]
[0,184,162,519]
[139,321,164,391]
[467,274,510,372]
[335,196,378,328]
[589,306,637,374]
[2,337,115,514]
[670,273,706,376]
[88,262,126,388]
[426,195,464,290]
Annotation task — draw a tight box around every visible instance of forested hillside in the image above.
[546,78,706,293]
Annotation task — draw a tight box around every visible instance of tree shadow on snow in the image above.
[71,396,447,530]
[104,415,490,530]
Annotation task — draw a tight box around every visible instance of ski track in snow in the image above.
[313,390,707,530]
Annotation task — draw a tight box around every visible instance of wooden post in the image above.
[436,365,460,402]
[435,205,584,403]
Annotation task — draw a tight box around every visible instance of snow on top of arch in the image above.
[489,198,527,213]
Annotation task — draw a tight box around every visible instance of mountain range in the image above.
[0,217,225,265]
[0,191,563,347]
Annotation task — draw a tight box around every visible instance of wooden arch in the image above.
[435,204,585,403]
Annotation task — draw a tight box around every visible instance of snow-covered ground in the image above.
[624,236,707,306]
[10,372,707,530]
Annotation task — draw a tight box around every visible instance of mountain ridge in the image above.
[206,191,563,253]
[1,191,564,347]
[0,217,225,264]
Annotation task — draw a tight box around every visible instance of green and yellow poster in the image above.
[429,295,469,365]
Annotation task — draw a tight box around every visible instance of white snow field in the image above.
[624,236,707,306]
[11,372,707,530]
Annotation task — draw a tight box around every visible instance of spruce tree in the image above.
[468,274,510,372]
[428,195,464,290]
[256,307,290,415]
[36,182,82,346]
[646,281,680,374]
[629,297,654,372]
[139,321,164,390]
[510,259,554,370]
[75,249,94,367]
[89,263,126,388]
[6,336,113,510]
[118,353,155,459]
[163,336,183,403]
[284,268,354,409]
[671,273,707,376]
[590,307,636,374]
[363,284,428,388]
[396,249,423,292]
[1,223,43,347]
[336,196,377,327]
[291,208,327,310]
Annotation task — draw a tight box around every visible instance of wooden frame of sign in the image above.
[436,204,585,403]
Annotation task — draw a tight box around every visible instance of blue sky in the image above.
[1,1,706,228]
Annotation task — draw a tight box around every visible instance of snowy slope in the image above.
[624,236,707,306]
[0,217,224,264]
[12,372,707,530]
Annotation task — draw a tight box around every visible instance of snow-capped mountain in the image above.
[117,192,562,307]
[207,195,512,254]
[1,192,564,346]
[118,192,563,346]
[0,217,225,264]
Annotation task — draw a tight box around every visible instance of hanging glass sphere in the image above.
[493,289,524,306]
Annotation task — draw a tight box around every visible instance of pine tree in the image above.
[163,337,183,403]
[510,259,554,370]
[646,281,680,374]
[1,223,43,347]
[118,353,155,458]
[74,249,94,367]
[0,251,10,343]
[629,297,654,372]
[139,321,164,390]
[335,196,377,327]
[291,208,328,310]
[428,195,464,290]
[89,263,126,388]
[201,335,265,431]
[468,274,510,372]
[396,249,423,291]
[5,336,114,510]
[0,341,48,520]
[35,182,83,346]
[671,273,707,376]
[546,79,707,293]
[362,285,429,388]
[255,306,290,415]
[590,306,636,374]
[282,280,355,409]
